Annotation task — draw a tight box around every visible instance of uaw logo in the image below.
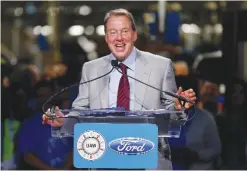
[109,137,154,155]
[76,130,106,161]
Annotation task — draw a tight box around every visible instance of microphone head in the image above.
[111,60,119,67]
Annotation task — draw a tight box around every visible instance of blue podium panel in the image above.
[73,123,158,169]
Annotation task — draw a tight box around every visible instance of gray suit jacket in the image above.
[72,48,177,111]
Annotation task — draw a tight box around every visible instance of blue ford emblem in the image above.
[109,137,155,155]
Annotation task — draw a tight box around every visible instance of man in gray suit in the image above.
[43,8,196,169]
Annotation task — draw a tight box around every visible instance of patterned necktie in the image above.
[117,63,130,110]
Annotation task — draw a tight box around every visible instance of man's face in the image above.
[36,87,53,109]
[105,15,137,61]
[232,83,245,106]
[13,88,27,111]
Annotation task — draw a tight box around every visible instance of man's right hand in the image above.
[42,106,65,127]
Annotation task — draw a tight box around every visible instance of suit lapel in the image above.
[134,50,151,110]
[97,55,111,108]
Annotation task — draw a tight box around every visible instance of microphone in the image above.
[42,60,118,114]
[111,60,119,68]
[111,60,193,104]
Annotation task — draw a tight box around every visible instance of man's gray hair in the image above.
[104,8,136,32]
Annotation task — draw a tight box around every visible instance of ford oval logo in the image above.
[108,137,155,155]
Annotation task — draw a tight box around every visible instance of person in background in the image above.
[198,80,219,115]
[168,107,222,169]
[169,63,222,170]
[224,77,247,169]
[1,84,33,170]
[16,80,73,170]
[174,60,189,77]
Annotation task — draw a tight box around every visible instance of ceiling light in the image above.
[79,5,92,16]
[96,25,105,36]
[68,25,84,36]
[33,25,42,35]
[14,7,23,16]
[41,25,52,36]
[84,25,95,35]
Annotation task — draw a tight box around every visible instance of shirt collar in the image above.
[111,47,136,71]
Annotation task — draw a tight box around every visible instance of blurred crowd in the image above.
[1,39,247,169]
[1,42,88,169]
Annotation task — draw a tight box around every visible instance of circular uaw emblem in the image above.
[76,130,106,161]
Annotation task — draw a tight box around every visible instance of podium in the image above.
[50,108,187,169]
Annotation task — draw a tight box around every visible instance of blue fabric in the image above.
[69,86,79,108]
[37,35,50,51]
[163,12,180,44]
[27,98,36,110]
[147,12,158,36]
[17,112,73,168]
[168,111,193,170]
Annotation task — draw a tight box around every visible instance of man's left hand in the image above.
[175,87,196,110]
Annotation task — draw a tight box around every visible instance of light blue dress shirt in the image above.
[109,47,136,110]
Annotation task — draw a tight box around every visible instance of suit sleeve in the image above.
[71,63,90,110]
[161,59,178,110]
